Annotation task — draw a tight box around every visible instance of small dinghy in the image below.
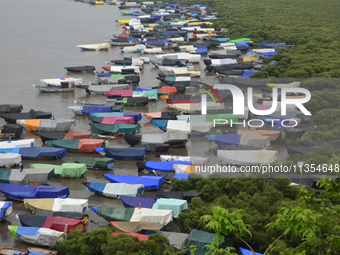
[0,201,13,220]
[0,153,22,167]
[18,215,85,234]
[119,195,157,208]
[30,163,87,178]
[65,65,95,73]
[104,174,164,189]
[1,124,23,138]
[0,138,35,148]
[0,168,55,185]
[71,157,114,170]
[24,198,88,213]
[0,247,27,255]
[46,139,109,152]
[40,78,83,86]
[124,132,188,147]
[0,109,52,123]
[8,226,66,246]
[68,105,116,116]
[152,198,188,218]
[87,116,135,125]
[76,43,109,51]
[99,148,147,160]
[16,119,75,132]
[27,247,57,255]
[83,182,145,198]
[35,129,92,143]
[90,123,139,135]
[82,84,131,95]
[35,211,89,222]
[0,183,69,201]
[33,85,75,93]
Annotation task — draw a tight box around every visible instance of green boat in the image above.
[90,123,139,135]
[71,157,114,170]
[30,163,87,178]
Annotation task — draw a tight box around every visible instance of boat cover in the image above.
[122,45,147,53]
[0,183,69,201]
[89,112,142,123]
[133,90,158,100]
[217,149,278,165]
[0,201,13,220]
[71,157,114,170]
[182,229,232,255]
[144,112,178,120]
[134,132,188,144]
[16,119,75,132]
[104,174,164,189]
[0,147,67,159]
[19,215,85,234]
[88,84,130,94]
[0,168,54,185]
[40,78,83,86]
[204,134,270,147]
[106,90,134,98]
[104,148,147,160]
[46,139,108,152]
[69,105,114,115]
[36,211,89,222]
[123,97,149,106]
[119,195,157,208]
[30,163,87,178]
[87,116,135,125]
[140,160,191,172]
[1,124,23,138]
[76,43,109,51]
[24,198,88,213]
[156,191,203,203]
[65,65,95,72]
[90,123,139,135]
[91,207,173,225]
[239,247,263,255]
[112,232,149,241]
[158,231,189,249]
[168,102,224,114]
[0,109,52,123]
[84,182,144,198]
[0,138,35,148]
[157,53,201,62]
[160,155,208,165]
[111,221,164,232]
[0,104,23,113]
[0,153,22,167]
[152,198,188,218]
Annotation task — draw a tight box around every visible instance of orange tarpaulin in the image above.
[78,139,105,152]
[160,87,177,94]
[144,112,162,119]
[25,119,41,132]
[63,129,92,140]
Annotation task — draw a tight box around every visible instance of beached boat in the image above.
[0,201,13,221]
[0,138,35,149]
[124,132,188,147]
[33,85,75,93]
[104,174,164,189]
[35,129,92,143]
[0,168,55,185]
[0,153,22,167]
[8,226,66,246]
[27,247,57,255]
[204,134,270,148]
[0,109,52,123]
[90,123,139,135]
[137,160,191,173]
[83,182,145,198]
[68,105,116,116]
[30,163,87,178]
[119,195,157,208]
[152,198,188,218]
[0,247,27,255]
[16,119,75,132]
[46,139,109,152]
[71,157,114,170]
[40,78,83,86]
[0,183,69,201]
[65,65,95,73]
[24,198,88,213]
[76,43,109,51]
[99,148,147,160]
[87,116,135,125]
[1,124,23,138]
[89,112,142,123]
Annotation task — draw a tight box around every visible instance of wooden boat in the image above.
[33,85,74,93]
[0,247,28,255]
[76,43,109,51]
[27,247,57,255]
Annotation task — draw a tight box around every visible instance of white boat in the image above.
[0,138,35,149]
[40,77,83,86]
[0,153,22,168]
[156,53,201,63]
[142,48,163,54]
[76,43,109,51]
[122,44,146,53]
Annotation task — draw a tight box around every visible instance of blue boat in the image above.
[89,112,142,123]
[140,40,172,46]
[104,174,164,189]
[241,70,258,78]
[138,160,191,172]
[103,148,148,160]
[119,195,157,208]
[0,147,67,159]
[0,183,69,201]
[69,105,114,116]
[83,182,144,198]
[0,201,13,220]
[194,46,208,54]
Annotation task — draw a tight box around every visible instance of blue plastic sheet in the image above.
[261,43,286,47]
[195,46,208,54]
[88,183,106,195]
[214,135,241,147]
[145,161,191,172]
[239,247,263,255]
[105,148,147,160]
[150,119,168,131]
[241,70,258,78]
[105,174,164,189]
[120,195,157,208]
[15,226,40,238]
[81,106,113,114]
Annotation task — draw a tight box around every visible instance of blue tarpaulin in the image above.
[0,183,69,200]
[241,70,258,78]
[195,46,208,54]
[150,119,168,131]
[141,40,172,46]
[104,174,164,189]
[119,195,157,208]
[134,87,155,92]
[150,15,161,20]
[204,134,241,147]
[261,43,286,47]
[105,148,147,160]
[173,173,189,180]
[81,106,113,115]
[240,247,263,255]
[0,147,67,159]
[145,161,191,172]
[0,201,13,219]
[15,226,40,238]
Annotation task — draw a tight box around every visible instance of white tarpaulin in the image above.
[129,208,173,225]
[109,66,140,73]
[217,149,278,165]
[0,139,35,148]
[160,155,208,165]
[24,198,88,213]
[141,131,188,144]
[211,59,238,66]
[122,45,146,53]
[40,78,83,86]
[142,48,163,54]
[168,37,184,42]
[250,49,276,53]
[0,153,22,167]
[102,183,144,198]
[156,53,201,62]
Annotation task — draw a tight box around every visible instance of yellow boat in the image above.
[238,57,256,64]
[116,20,130,25]
[145,27,153,31]
[187,21,213,26]
[93,1,104,5]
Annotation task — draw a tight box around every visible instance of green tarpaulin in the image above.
[97,207,135,222]
[30,163,87,178]
[90,123,139,135]
[71,157,114,170]
[46,139,79,151]
[229,38,251,43]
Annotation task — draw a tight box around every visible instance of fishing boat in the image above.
[8,226,66,246]
[24,198,88,213]
[71,157,114,170]
[0,168,55,185]
[30,163,87,178]
[76,43,109,51]
[83,182,145,198]
[0,183,69,201]
[46,139,109,152]
[104,174,164,190]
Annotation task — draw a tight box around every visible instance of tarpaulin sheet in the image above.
[141,132,188,144]
[2,124,23,138]
[63,130,91,140]
[106,90,133,98]
[111,222,164,232]
[0,168,54,185]
[150,119,168,130]
[145,161,191,172]
[133,90,158,100]
[0,201,13,219]
[30,163,87,178]
[160,155,208,165]
[17,119,75,132]
[0,147,66,159]
[36,211,88,221]
[88,116,135,125]
[0,109,52,123]
[240,247,263,255]
[81,106,113,114]
[0,153,22,167]
[90,123,139,135]
[86,183,144,197]
[24,198,88,213]
[46,139,106,152]
[152,198,188,218]
[105,148,147,160]
[0,183,69,200]
[104,174,164,189]
[93,207,135,222]
[120,195,157,208]
[241,70,258,78]
[71,157,114,170]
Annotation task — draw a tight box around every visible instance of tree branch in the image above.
[232,232,256,255]
[263,232,285,255]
